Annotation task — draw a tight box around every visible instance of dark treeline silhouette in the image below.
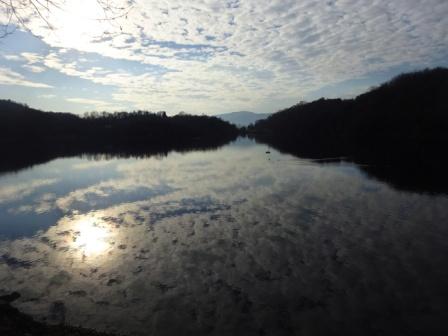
[249,68,448,164]
[359,163,448,195]
[0,100,238,146]
[2,68,448,193]
[246,68,448,194]
[0,100,238,174]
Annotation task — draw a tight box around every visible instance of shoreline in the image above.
[0,293,116,336]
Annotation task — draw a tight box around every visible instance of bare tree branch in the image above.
[0,0,134,38]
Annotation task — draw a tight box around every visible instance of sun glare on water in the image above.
[73,216,111,257]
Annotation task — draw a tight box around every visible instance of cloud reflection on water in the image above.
[1,141,448,335]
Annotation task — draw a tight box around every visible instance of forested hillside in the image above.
[251,68,448,163]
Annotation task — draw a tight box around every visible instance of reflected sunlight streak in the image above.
[73,216,111,257]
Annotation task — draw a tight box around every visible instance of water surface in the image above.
[1,138,447,335]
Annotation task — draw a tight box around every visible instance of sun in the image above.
[52,0,109,48]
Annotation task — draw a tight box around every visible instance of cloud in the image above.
[1,0,448,113]
[21,52,44,64]
[2,55,23,61]
[65,97,120,111]
[23,64,46,73]
[8,193,57,215]
[72,160,114,170]
[39,94,56,99]
[18,52,48,73]
[0,179,58,204]
[0,67,52,88]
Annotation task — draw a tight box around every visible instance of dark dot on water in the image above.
[96,300,110,306]
[69,290,87,297]
[107,279,122,286]
[133,266,143,274]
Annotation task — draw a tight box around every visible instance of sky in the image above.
[0,0,447,116]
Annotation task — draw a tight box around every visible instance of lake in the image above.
[1,138,447,335]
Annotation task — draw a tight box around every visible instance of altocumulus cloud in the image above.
[0,67,52,88]
[0,0,447,114]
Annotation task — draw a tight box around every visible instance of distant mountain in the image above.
[216,111,271,126]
